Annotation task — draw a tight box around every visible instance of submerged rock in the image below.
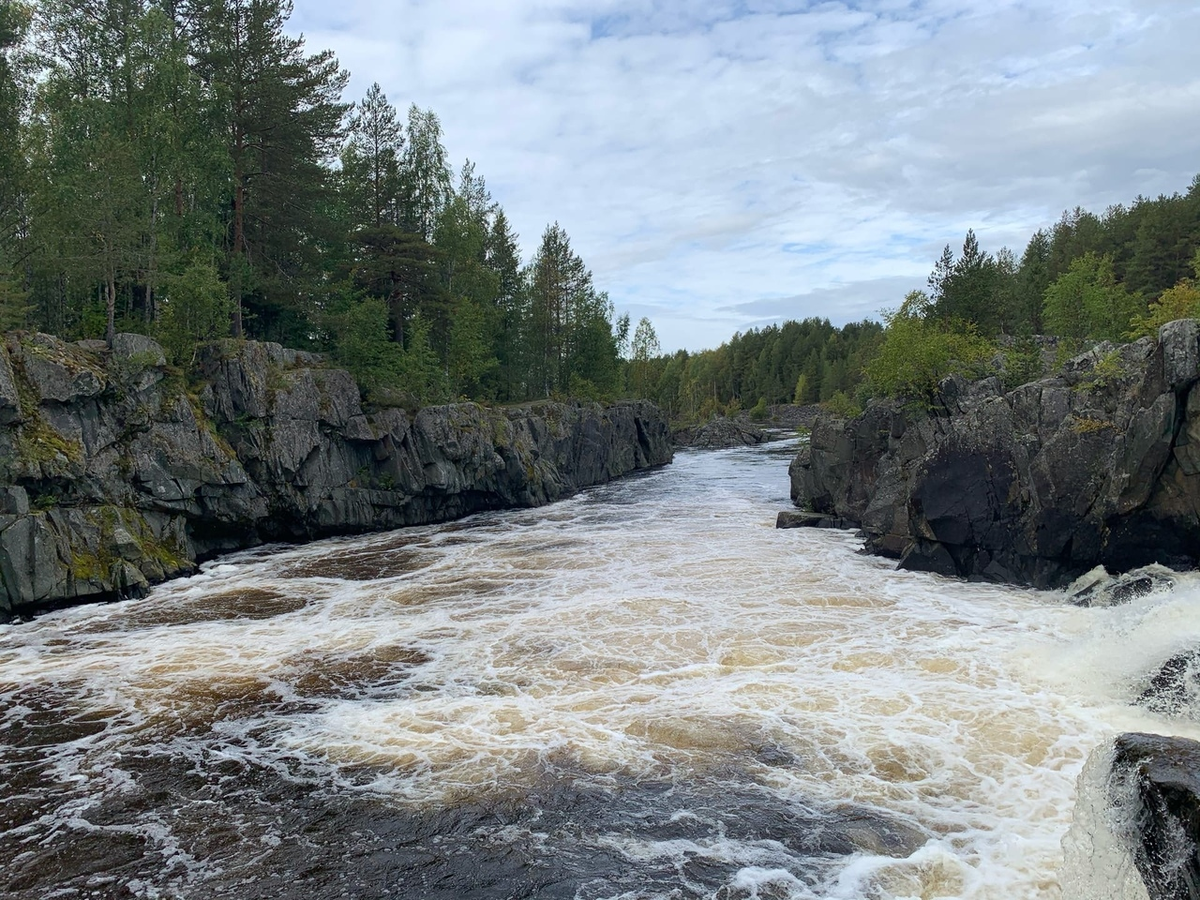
[776,510,854,530]
[1111,733,1200,900]
[789,320,1200,587]
[0,333,673,618]
[1067,564,1179,607]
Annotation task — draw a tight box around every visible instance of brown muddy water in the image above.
[2,441,1197,899]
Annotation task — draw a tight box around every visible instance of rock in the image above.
[673,417,766,450]
[1066,564,1179,607]
[110,333,167,368]
[13,333,106,404]
[1138,651,1200,718]
[1111,733,1200,900]
[1161,319,1200,393]
[0,334,673,619]
[776,510,853,530]
[789,322,1200,587]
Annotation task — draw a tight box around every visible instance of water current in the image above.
[3,440,1200,899]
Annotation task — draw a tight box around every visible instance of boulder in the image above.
[1138,651,1200,718]
[776,510,854,530]
[1111,733,1200,900]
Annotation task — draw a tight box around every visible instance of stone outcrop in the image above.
[672,416,767,450]
[775,510,855,530]
[0,333,672,618]
[1111,733,1200,900]
[789,320,1200,587]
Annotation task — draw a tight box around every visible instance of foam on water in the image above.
[2,442,1197,898]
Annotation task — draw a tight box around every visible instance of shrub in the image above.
[864,291,994,404]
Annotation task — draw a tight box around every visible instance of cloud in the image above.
[289,0,1200,352]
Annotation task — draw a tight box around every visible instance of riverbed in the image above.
[3,441,1197,899]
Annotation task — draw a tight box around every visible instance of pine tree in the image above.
[193,0,349,340]
[0,0,31,328]
[342,81,402,229]
[485,208,522,400]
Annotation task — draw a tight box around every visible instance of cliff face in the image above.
[0,333,672,618]
[790,320,1200,588]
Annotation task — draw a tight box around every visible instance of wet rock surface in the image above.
[0,333,672,618]
[1139,651,1200,718]
[776,510,855,530]
[789,320,1200,587]
[0,745,930,900]
[1111,733,1200,900]
[1067,564,1180,607]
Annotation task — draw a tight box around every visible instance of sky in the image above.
[289,0,1200,353]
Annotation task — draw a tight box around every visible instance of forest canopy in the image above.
[0,0,628,404]
[1,1,1198,419]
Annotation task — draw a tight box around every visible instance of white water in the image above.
[3,441,1199,899]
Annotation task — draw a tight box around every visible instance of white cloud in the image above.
[290,0,1200,352]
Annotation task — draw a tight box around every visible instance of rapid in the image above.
[2,440,1198,899]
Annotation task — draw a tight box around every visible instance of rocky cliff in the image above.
[0,333,672,618]
[789,320,1200,587]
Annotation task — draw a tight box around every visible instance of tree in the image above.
[933,229,999,334]
[1043,252,1139,343]
[194,0,349,340]
[1016,229,1052,333]
[347,223,440,346]
[927,244,954,304]
[866,291,991,404]
[0,0,31,328]
[629,316,660,398]
[157,253,230,362]
[1127,250,1200,338]
[484,208,522,400]
[399,104,451,241]
[342,81,402,229]
[525,222,602,397]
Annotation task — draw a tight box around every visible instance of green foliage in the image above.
[865,292,994,403]
[629,317,661,399]
[7,0,1200,414]
[1070,415,1114,435]
[157,257,231,365]
[748,397,769,421]
[1126,253,1200,338]
[822,391,862,419]
[1000,338,1046,390]
[446,295,497,397]
[1043,252,1140,342]
[323,295,445,405]
[1074,349,1126,392]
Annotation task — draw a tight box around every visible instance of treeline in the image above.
[629,318,884,422]
[0,0,628,403]
[628,175,1200,422]
[866,177,1200,403]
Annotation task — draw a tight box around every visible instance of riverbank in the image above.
[0,333,672,619]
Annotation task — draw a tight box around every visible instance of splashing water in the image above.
[3,441,1198,899]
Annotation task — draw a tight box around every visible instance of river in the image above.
[3,440,1198,899]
